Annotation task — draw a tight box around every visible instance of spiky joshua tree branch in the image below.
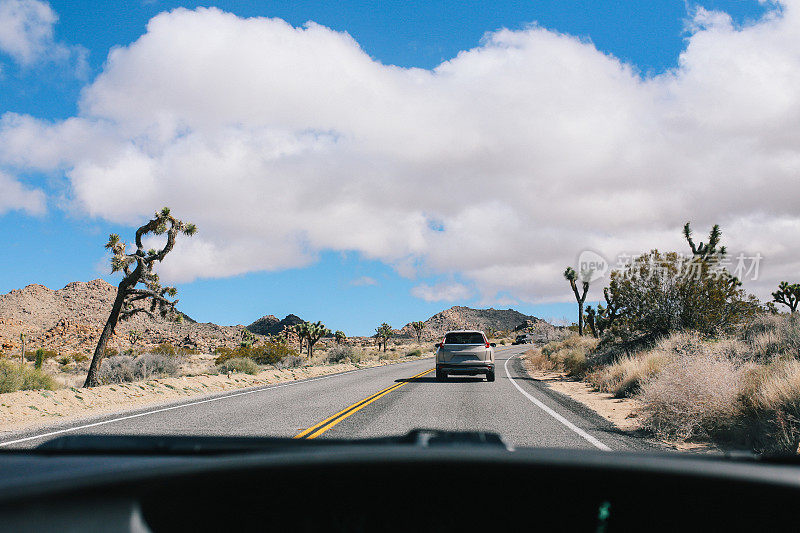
[84,208,196,387]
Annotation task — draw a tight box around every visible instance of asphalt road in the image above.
[0,346,650,450]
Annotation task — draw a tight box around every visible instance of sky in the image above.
[0,0,796,335]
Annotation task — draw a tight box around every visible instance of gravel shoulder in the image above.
[0,355,432,437]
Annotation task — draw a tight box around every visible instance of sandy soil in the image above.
[0,354,432,436]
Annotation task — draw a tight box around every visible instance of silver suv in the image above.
[435,330,495,382]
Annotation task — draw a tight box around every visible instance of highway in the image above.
[0,346,650,450]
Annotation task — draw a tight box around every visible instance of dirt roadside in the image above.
[520,355,713,452]
[0,355,432,436]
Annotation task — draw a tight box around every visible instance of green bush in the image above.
[24,349,56,362]
[71,352,89,363]
[56,355,72,366]
[150,343,177,357]
[0,360,57,393]
[605,250,759,341]
[214,342,298,365]
[406,349,422,357]
[217,357,259,375]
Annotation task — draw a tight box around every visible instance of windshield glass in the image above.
[444,332,486,345]
[0,0,797,464]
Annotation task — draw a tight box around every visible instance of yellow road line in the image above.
[294,367,433,440]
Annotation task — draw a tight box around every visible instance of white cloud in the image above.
[0,170,45,215]
[412,282,472,302]
[350,276,378,286]
[2,4,800,302]
[0,0,86,70]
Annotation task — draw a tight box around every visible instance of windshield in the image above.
[444,332,486,345]
[0,0,798,464]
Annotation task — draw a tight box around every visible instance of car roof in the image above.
[445,330,484,334]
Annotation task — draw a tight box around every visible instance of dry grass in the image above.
[587,351,671,398]
[529,316,800,453]
[0,360,57,393]
[638,352,744,442]
[526,335,598,377]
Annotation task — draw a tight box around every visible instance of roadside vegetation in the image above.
[527,222,800,454]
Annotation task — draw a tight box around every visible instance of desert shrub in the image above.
[0,360,57,393]
[150,343,177,357]
[98,353,179,384]
[529,335,597,377]
[217,357,259,375]
[34,348,45,369]
[103,347,119,358]
[275,355,304,369]
[56,355,72,366]
[255,341,297,364]
[98,355,136,383]
[326,344,355,363]
[406,349,422,357]
[638,353,744,441]
[588,351,672,398]
[24,348,56,362]
[215,342,297,365]
[738,312,800,362]
[134,353,179,380]
[71,352,89,363]
[735,358,800,454]
[605,250,759,341]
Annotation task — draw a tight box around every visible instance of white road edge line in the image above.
[0,361,422,448]
[503,354,611,451]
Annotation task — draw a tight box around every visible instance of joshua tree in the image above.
[303,321,330,358]
[334,330,346,344]
[772,281,800,313]
[410,321,425,343]
[19,333,25,364]
[294,321,330,358]
[585,285,621,338]
[564,266,589,335]
[127,330,142,349]
[240,329,256,348]
[293,323,308,353]
[683,222,726,260]
[84,208,196,387]
[375,323,394,352]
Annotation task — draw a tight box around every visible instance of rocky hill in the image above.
[399,306,551,340]
[0,280,243,356]
[246,314,304,336]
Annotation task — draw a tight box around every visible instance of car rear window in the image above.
[444,332,485,344]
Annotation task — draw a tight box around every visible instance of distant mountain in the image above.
[399,306,549,339]
[246,314,304,336]
[0,280,242,355]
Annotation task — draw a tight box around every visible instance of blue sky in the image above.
[0,0,780,334]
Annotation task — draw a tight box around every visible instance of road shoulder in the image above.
[0,355,432,441]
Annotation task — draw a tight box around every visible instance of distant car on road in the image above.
[512,334,534,345]
[435,330,495,382]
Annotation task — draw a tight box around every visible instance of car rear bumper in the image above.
[437,362,495,375]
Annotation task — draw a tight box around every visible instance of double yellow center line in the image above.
[294,367,434,439]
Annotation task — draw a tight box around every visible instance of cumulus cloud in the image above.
[0,170,45,215]
[1,4,800,302]
[412,282,472,302]
[0,0,85,70]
